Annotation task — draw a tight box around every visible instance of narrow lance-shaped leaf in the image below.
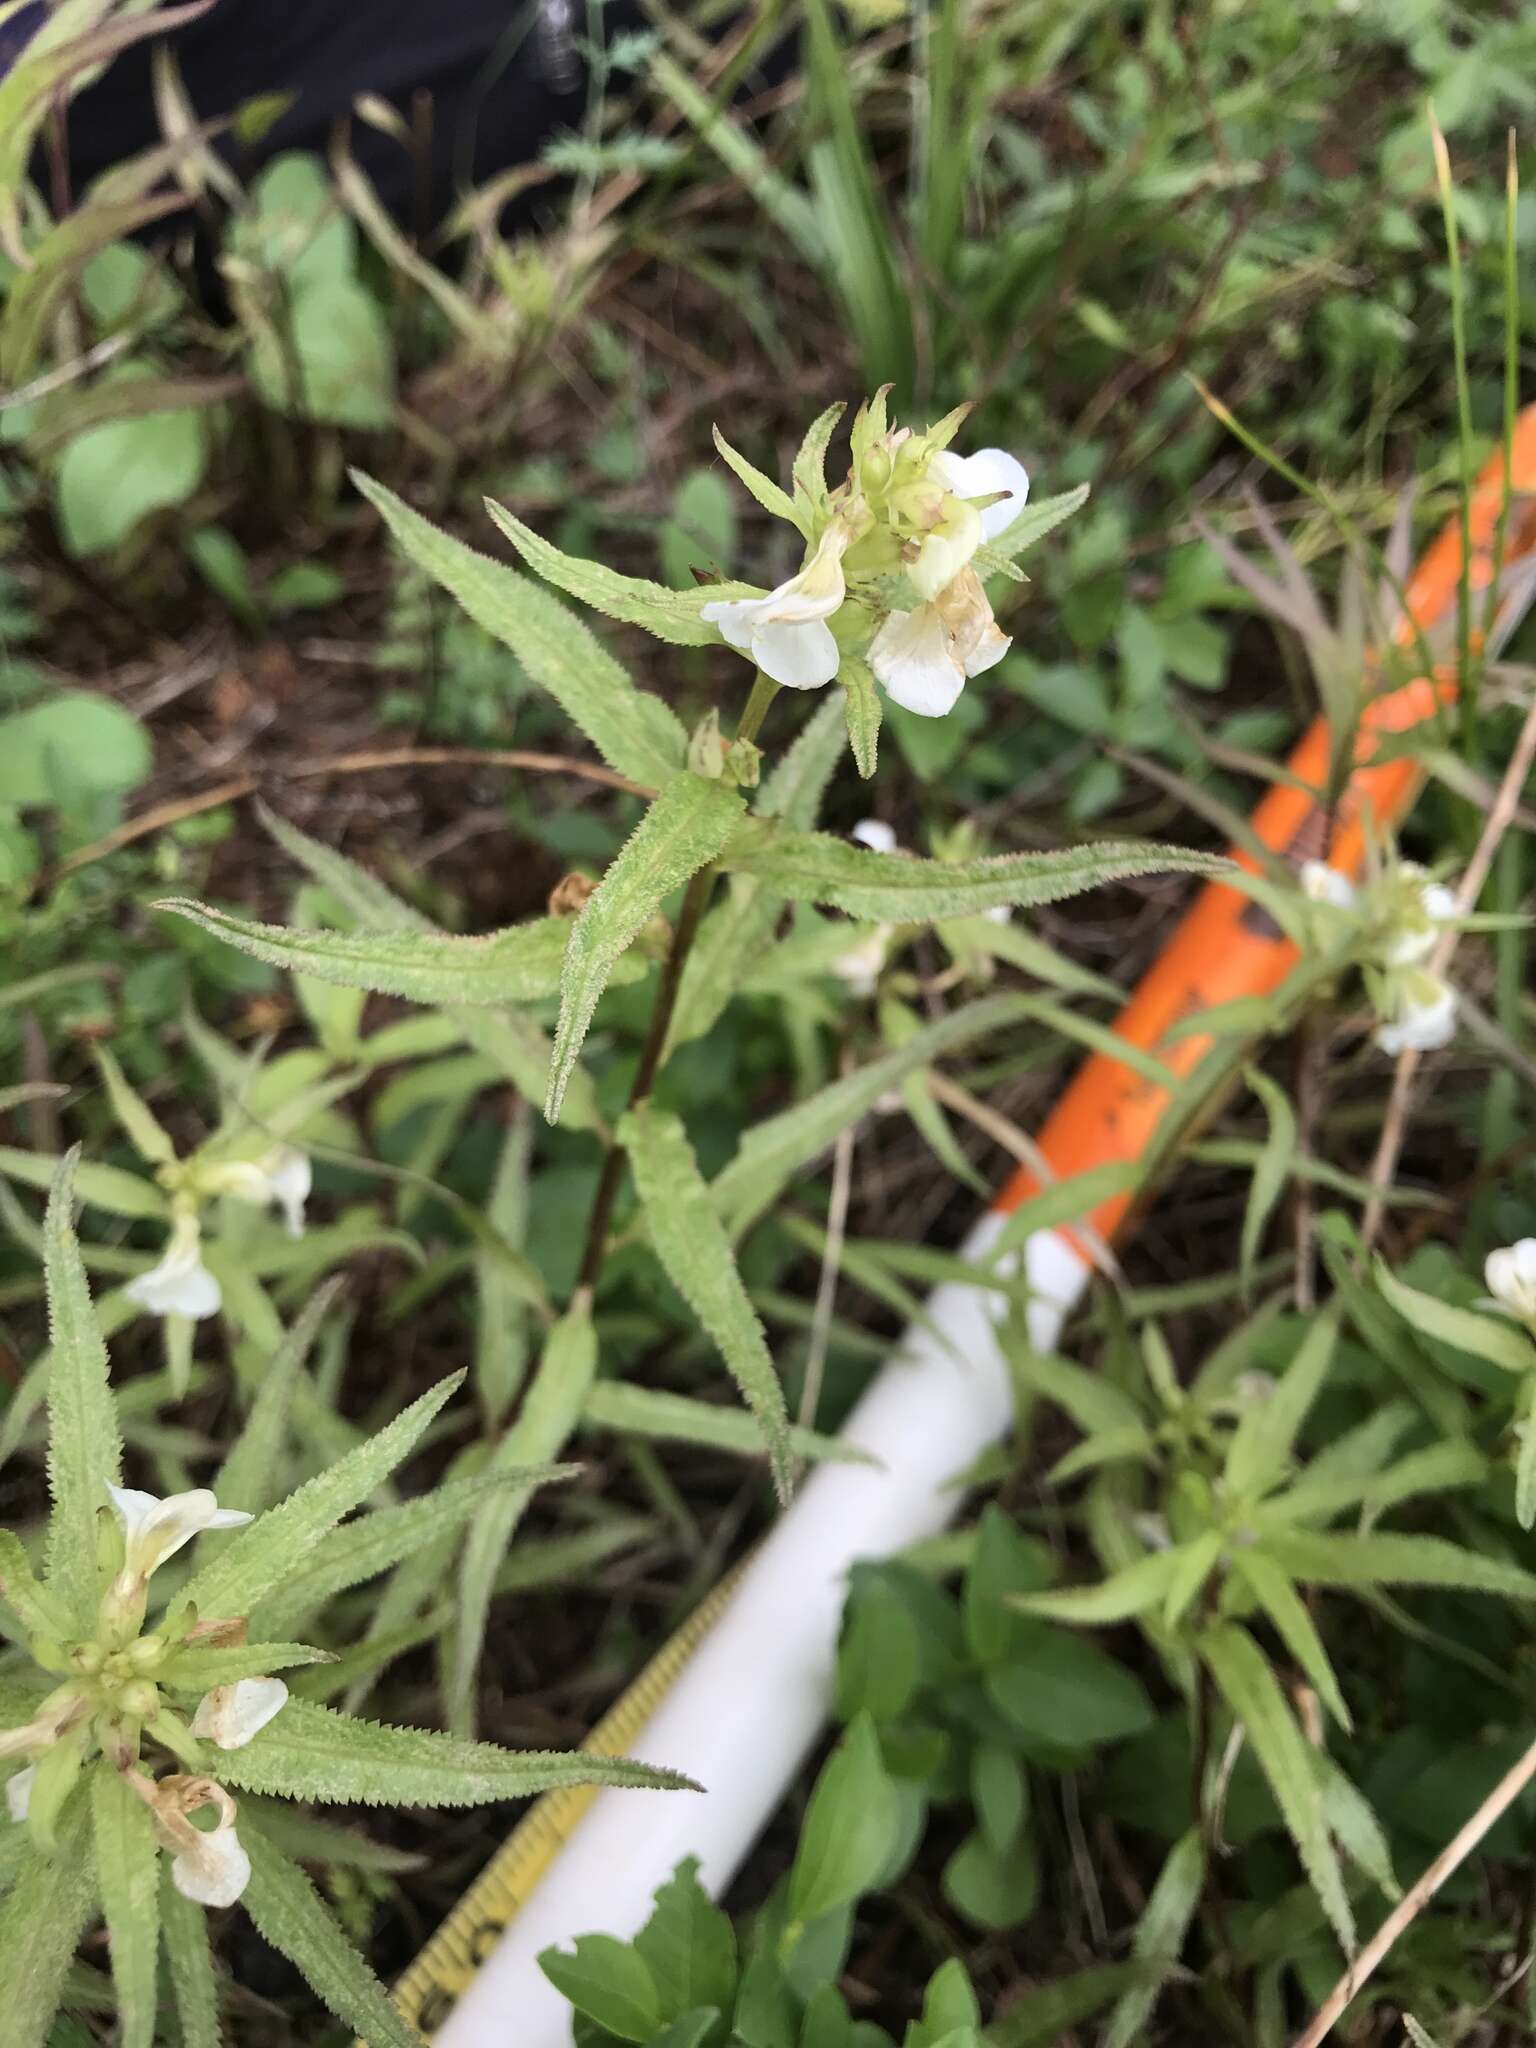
[179,1372,465,1620]
[722,826,1225,920]
[91,1764,161,2048]
[1375,1260,1536,1375]
[0,1529,72,1641]
[1102,1828,1204,2048]
[214,1279,345,1518]
[0,1144,168,1220]
[218,1695,697,1806]
[711,424,799,528]
[42,1152,124,1627]
[240,1822,428,2048]
[354,472,689,783]
[0,1796,95,2048]
[1229,1548,1350,1730]
[549,773,745,1122]
[620,1104,792,1501]
[484,495,763,647]
[1240,1066,1296,1293]
[160,1868,221,2048]
[1223,1307,1338,1501]
[1259,1527,1536,1600]
[92,1043,175,1165]
[151,902,625,1009]
[841,655,880,779]
[257,801,600,1129]
[1199,1621,1353,1955]
[583,1380,872,1467]
[449,1301,598,1736]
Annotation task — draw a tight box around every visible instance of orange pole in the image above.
[994,408,1536,1245]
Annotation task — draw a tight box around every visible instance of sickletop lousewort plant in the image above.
[1300,855,1460,1052]
[152,395,1221,1507]
[0,1158,688,2048]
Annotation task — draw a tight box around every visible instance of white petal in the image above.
[831,928,889,996]
[1486,1240,1536,1320]
[962,621,1011,678]
[910,501,983,602]
[933,447,1031,542]
[1300,861,1357,910]
[191,1678,289,1751]
[125,1239,222,1321]
[1375,978,1457,1053]
[264,1150,311,1239]
[870,606,966,718]
[851,819,898,854]
[699,597,763,652]
[755,526,848,624]
[749,617,840,690]
[108,1485,253,1577]
[5,1764,35,1822]
[1420,882,1458,925]
[172,1823,251,1908]
[984,904,1013,926]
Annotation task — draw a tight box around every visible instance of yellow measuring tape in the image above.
[377,1563,748,2041]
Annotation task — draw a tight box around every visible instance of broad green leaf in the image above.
[261,1469,558,1640]
[241,1823,427,2048]
[56,401,206,557]
[841,656,880,778]
[721,829,1224,920]
[1102,1828,1204,2048]
[219,1695,694,1806]
[1199,1623,1352,1953]
[584,1380,870,1466]
[1224,1308,1338,1500]
[485,496,763,647]
[215,1278,343,1515]
[1241,1067,1296,1292]
[449,1303,598,1736]
[0,1145,167,1220]
[788,1715,897,1924]
[1260,1528,1536,1600]
[942,1827,1039,1931]
[161,1867,221,2048]
[712,994,1035,1237]
[353,472,688,785]
[550,775,744,1120]
[90,1765,160,2048]
[0,1795,94,2048]
[179,1373,465,1620]
[1375,1261,1536,1375]
[633,1858,738,2024]
[153,902,619,1008]
[248,277,394,428]
[620,1104,791,1499]
[42,1155,123,1628]
[1230,1549,1349,1730]
[836,1580,922,1722]
[986,1626,1153,1747]
[539,1935,663,2042]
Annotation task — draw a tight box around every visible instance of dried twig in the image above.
[1291,1727,1536,2048]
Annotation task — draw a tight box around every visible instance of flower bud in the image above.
[127,1634,167,1675]
[118,1679,160,1722]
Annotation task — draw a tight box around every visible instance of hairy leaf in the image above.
[91,1765,160,2048]
[0,1794,94,2048]
[220,1695,696,1806]
[1260,1527,1536,1600]
[355,473,688,784]
[584,1380,869,1466]
[160,1867,221,2048]
[42,1154,124,1628]
[620,1104,791,1498]
[1102,1828,1204,2048]
[549,774,744,1120]
[0,1145,167,1220]
[1375,1261,1536,1375]
[1224,1309,1337,1501]
[215,1279,344,1516]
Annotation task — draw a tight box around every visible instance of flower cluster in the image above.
[1301,858,1460,1054]
[703,396,1029,718]
[126,1145,312,1323]
[1,1484,286,1907]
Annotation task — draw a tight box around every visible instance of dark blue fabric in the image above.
[0,1,45,77]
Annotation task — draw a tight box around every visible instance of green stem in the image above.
[573,671,778,1294]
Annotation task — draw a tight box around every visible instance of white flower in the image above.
[1300,860,1357,910]
[125,1214,221,1321]
[700,524,849,690]
[214,1146,312,1238]
[931,446,1031,543]
[170,1799,251,1908]
[870,566,1010,717]
[1486,1239,1536,1324]
[851,818,898,854]
[191,1678,288,1751]
[831,927,891,998]
[108,1485,252,1581]
[909,497,984,602]
[1383,867,1458,966]
[5,1764,34,1822]
[1374,972,1457,1055]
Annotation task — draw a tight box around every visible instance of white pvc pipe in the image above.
[436,1214,1092,2048]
